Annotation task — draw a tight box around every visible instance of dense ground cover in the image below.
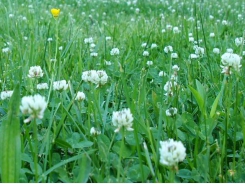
[0,0,245,182]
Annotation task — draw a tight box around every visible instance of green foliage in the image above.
[0,84,21,182]
[0,0,244,182]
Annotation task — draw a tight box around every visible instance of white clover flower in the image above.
[151,43,158,49]
[164,46,173,53]
[189,54,199,59]
[195,46,205,56]
[173,27,180,34]
[37,83,49,90]
[159,71,166,77]
[84,37,94,44]
[47,38,53,42]
[164,81,177,95]
[23,36,28,40]
[106,36,112,41]
[1,91,13,100]
[171,74,178,81]
[213,48,220,54]
[226,48,233,53]
[141,43,147,48]
[222,20,228,25]
[20,94,47,123]
[161,29,166,33]
[135,8,140,14]
[146,61,153,66]
[171,53,178,59]
[90,43,96,49]
[166,107,178,116]
[96,70,109,85]
[90,52,98,57]
[110,48,120,55]
[2,47,10,53]
[221,53,242,72]
[59,46,63,50]
[53,80,69,91]
[172,65,180,72]
[159,139,186,166]
[238,14,243,20]
[75,91,86,101]
[105,60,112,65]
[166,24,172,30]
[90,127,101,135]
[235,37,244,46]
[209,15,214,19]
[143,51,149,56]
[112,108,134,133]
[189,37,194,42]
[209,32,215,37]
[28,66,44,78]
[82,70,108,86]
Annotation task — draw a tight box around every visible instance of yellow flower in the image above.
[51,9,60,18]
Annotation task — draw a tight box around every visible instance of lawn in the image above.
[0,0,245,182]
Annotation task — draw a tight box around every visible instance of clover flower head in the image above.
[166,107,178,116]
[75,91,86,101]
[82,70,108,86]
[20,94,47,123]
[112,108,134,133]
[159,71,166,77]
[171,53,178,59]
[141,42,147,48]
[189,54,199,59]
[235,37,244,46]
[37,83,49,90]
[213,48,220,54]
[151,43,158,49]
[2,47,10,53]
[147,61,153,66]
[110,48,120,55]
[143,51,149,56]
[90,127,101,136]
[84,37,94,44]
[173,27,180,34]
[53,80,69,91]
[194,46,205,56]
[221,52,242,73]
[172,65,180,72]
[90,52,98,57]
[209,32,215,37]
[164,45,173,53]
[159,139,186,166]
[28,66,44,78]
[1,90,13,100]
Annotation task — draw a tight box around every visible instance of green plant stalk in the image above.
[221,75,230,182]
[169,167,175,183]
[32,119,39,182]
[117,129,125,182]
[232,77,239,172]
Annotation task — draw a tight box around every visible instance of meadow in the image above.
[0,0,245,182]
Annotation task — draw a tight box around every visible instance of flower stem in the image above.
[117,128,125,182]
[32,119,39,182]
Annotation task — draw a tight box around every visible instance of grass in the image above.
[0,0,245,182]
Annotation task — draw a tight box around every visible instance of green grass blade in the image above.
[0,84,21,182]
[209,92,221,118]
[75,154,91,182]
